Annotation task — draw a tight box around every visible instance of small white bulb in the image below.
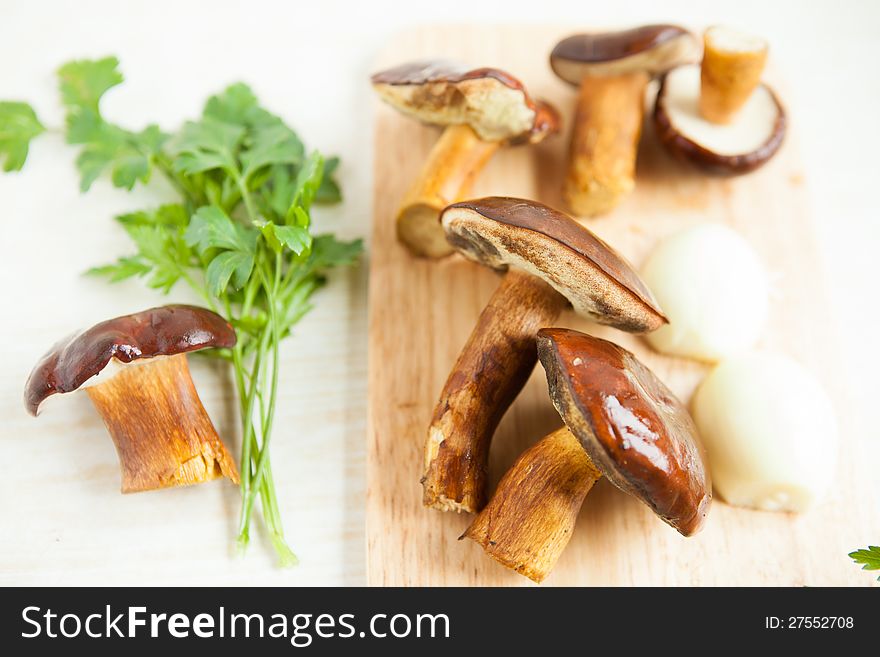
[691,352,838,512]
[641,223,769,362]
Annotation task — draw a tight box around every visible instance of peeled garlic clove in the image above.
[641,223,768,362]
[691,352,837,512]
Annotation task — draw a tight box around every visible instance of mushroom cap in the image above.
[371,60,560,143]
[441,197,667,333]
[537,328,711,535]
[550,25,699,85]
[25,305,236,415]
[654,65,786,174]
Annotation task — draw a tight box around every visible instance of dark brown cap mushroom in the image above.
[465,328,711,582]
[442,197,666,332]
[372,60,557,143]
[653,27,786,174]
[548,25,699,216]
[550,25,700,83]
[25,305,239,492]
[537,328,711,535]
[371,60,560,257]
[422,197,665,513]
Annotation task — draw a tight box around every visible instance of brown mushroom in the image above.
[550,25,699,216]
[423,197,666,513]
[465,328,711,582]
[24,305,239,492]
[653,27,786,174]
[371,61,560,257]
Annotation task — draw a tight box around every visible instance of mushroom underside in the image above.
[654,65,785,174]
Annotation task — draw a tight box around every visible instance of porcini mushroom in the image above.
[423,197,666,512]
[654,26,786,174]
[550,25,699,216]
[465,328,711,582]
[371,61,560,257]
[24,305,239,492]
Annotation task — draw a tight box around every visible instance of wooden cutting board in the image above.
[366,25,878,586]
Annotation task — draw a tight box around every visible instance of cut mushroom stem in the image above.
[424,198,667,513]
[423,269,567,512]
[463,426,601,583]
[564,72,648,217]
[700,26,768,124]
[398,124,499,258]
[86,354,238,493]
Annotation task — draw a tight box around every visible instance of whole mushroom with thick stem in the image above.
[371,61,560,257]
[653,26,786,174]
[423,197,667,513]
[550,25,699,216]
[25,305,239,492]
[465,328,711,582]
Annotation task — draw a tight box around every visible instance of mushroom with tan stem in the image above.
[24,305,239,492]
[549,25,700,216]
[423,197,667,513]
[465,328,711,582]
[654,26,786,174]
[371,61,560,257]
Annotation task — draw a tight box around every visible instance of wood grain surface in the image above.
[366,25,879,586]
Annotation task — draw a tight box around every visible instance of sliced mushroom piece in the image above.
[466,328,711,582]
[423,197,666,513]
[25,305,239,492]
[371,61,560,257]
[550,25,699,216]
[654,27,786,174]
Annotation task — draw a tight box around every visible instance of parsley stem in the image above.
[235,173,259,225]
[234,323,268,547]
[239,256,284,537]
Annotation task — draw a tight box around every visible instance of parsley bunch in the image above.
[1,57,362,566]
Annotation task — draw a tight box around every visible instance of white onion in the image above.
[642,223,768,362]
[691,352,837,512]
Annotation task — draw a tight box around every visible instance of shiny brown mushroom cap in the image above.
[550,25,699,84]
[537,328,711,536]
[24,305,236,415]
[441,197,667,333]
[371,60,560,143]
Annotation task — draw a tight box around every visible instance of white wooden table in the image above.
[1,0,878,586]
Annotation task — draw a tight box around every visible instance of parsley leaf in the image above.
[58,57,168,191]
[172,119,244,175]
[309,234,364,270]
[58,57,123,110]
[185,206,255,253]
[0,102,45,171]
[315,156,342,203]
[87,256,152,282]
[849,545,880,580]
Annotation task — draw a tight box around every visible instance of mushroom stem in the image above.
[397,124,499,258]
[564,72,648,217]
[699,27,768,124]
[463,426,601,583]
[85,354,239,493]
[423,269,567,512]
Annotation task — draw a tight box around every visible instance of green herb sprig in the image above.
[849,545,880,581]
[2,57,362,565]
